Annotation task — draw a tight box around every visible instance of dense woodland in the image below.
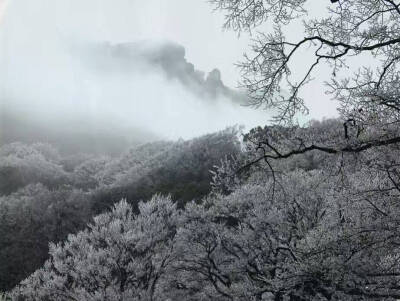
[3,0,400,300]
[0,128,240,292]
[4,118,400,300]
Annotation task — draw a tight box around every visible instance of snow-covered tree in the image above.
[11,196,179,301]
[174,170,336,300]
[72,157,110,190]
[176,164,400,300]
[0,184,91,291]
[209,0,400,166]
[0,143,69,195]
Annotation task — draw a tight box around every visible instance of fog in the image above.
[0,0,270,154]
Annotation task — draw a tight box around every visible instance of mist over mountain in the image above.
[0,0,269,155]
[0,37,267,155]
[85,41,247,103]
[0,109,158,155]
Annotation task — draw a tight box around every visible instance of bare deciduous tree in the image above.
[210,0,400,146]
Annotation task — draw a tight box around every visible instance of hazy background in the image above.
[0,0,339,154]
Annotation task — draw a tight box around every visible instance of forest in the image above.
[0,128,240,291]
[2,0,400,300]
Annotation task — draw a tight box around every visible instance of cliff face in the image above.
[0,40,257,154]
[89,41,247,104]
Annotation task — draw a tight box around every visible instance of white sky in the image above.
[1,0,249,87]
[0,0,341,143]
